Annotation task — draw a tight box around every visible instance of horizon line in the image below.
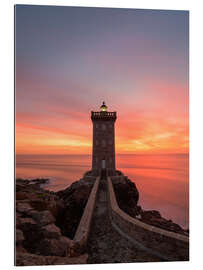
[16,152,189,156]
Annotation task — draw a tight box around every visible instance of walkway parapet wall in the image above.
[71,176,100,256]
[107,177,189,261]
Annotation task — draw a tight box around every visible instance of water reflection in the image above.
[16,154,189,228]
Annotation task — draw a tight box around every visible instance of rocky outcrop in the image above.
[112,176,189,236]
[29,210,55,226]
[15,178,94,266]
[138,210,188,235]
[55,178,94,238]
[112,176,140,217]
[36,236,73,257]
[15,175,188,265]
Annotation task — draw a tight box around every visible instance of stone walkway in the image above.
[86,179,162,264]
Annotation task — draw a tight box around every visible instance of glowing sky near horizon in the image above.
[16,5,189,155]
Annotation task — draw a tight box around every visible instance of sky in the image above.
[15,5,189,155]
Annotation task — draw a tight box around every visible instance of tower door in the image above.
[102,159,106,169]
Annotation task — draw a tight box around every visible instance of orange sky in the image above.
[16,7,188,155]
[16,89,189,155]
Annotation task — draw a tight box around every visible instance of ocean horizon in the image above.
[16,153,189,229]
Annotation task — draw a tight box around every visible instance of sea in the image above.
[16,154,189,229]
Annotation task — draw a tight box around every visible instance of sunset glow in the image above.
[16,6,189,155]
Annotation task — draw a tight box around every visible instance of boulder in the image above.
[29,210,55,226]
[41,223,61,239]
[36,236,73,256]
[16,179,30,192]
[16,245,27,254]
[56,181,93,239]
[15,177,91,261]
[16,202,33,215]
[16,229,24,245]
[140,210,186,234]
[112,176,139,217]
[17,217,37,231]
[60,236,74,248]
[28,199,64,218]
[16,191,39,201]
[141,210,161,221]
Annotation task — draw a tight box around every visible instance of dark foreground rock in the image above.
[16,252,88,266]
[56,178,94,238]
[112,176,140,217]
[15,175,188,265]
[15,177,94,266]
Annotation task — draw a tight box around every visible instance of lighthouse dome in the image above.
[100,101,108,112]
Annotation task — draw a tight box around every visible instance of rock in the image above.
[16,202,33,214]
[112,176,139,217]
[16,179,30,192]
[141,210,161,221]
[29,210,55,226]
[16,179,30,185]
[16,245,27,254]
[15,252,88,266]
[56,180,93,239]
[30,178,49,185]
[17,217,37,231]
[57,179,93,202]
[139,210,186,234]
[15,177,91,262]
[41,223,61,239]
[60,236,74,249]
[116,170,124,176]
[16,212,23,218]
[16,229,24,245]
[18,218,43,253]
[37,236,73,256]
[29,199,64,218]
[16,178,49,188]
[110,176,187,235]
[16,191,39,200]
[184,229,189,235]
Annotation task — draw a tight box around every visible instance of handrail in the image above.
[107,177,189,243]
[72,176,100,255]
[107,176,189,260]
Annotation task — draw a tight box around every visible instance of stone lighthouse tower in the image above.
[91,102,117,176]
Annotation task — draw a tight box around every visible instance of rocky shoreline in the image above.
[15,178,93,265]
[15,176,188,266]
[112,176,189,236]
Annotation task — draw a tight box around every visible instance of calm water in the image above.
[16,154,189,228]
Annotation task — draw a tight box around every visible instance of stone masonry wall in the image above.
[92,118,116,172]
[71,176,100,255]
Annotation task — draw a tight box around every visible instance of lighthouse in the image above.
[91,102,117,176]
